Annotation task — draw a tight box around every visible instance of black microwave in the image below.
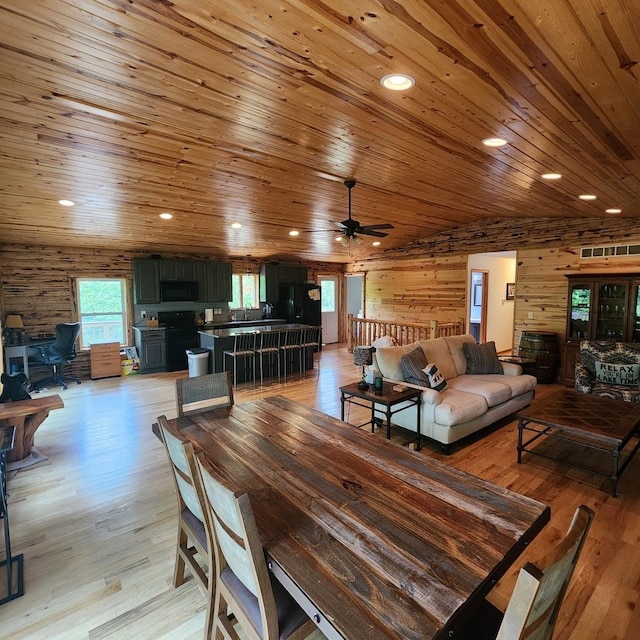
[160,280,199,302]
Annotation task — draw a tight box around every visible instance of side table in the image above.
[1,425,24,605]
[498,354,537,377]
[340,381,422,449]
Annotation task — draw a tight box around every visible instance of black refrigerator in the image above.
[276,283,322,326]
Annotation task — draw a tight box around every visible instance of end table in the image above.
[340,381,422,449]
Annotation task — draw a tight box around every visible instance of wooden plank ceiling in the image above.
[0,0,638,263]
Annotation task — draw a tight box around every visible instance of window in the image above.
[77,278,127,348]
[231,273,259,309]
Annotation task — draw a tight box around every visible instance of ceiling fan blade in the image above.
[358,229,389,238]
[360,223,394,231]
[332,220,348,229]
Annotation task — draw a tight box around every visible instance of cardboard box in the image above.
[120,346,140,375]
[121,358,140,376]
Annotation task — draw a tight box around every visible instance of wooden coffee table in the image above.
[516,389,640,496]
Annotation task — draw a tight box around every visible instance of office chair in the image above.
[28,322,82,390]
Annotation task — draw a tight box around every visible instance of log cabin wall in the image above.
[349,217,640,349]
[0,244,343,380]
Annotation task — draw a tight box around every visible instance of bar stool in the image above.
[279,328,303,382]
[223,332,257,387]
[253,330,281,385]
[299,326,322,377]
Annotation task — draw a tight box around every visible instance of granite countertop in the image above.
[200,318,287,329]
[198,323,311,338]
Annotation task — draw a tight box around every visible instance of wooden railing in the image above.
[347,315,465,352]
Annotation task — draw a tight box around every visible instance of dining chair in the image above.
[458,504,594,640]
[279,328,303,382]
[176,372,234,417]
[223,332,257,387]
[158,416,216,638]
[253,331,281,386]
[195,453,316,640]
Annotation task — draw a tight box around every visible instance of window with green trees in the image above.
[77,278,127,348]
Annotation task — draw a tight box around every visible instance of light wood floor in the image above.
[3,344,640,639]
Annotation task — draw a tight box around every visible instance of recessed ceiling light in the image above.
[372,241,381,246]
[578,194,597,201]
[159,212,173,219]
[58,199,75,207]
[289,230,299,236]
[335,236,343,242]
[482,137,507,147]
[231,222,242,229]
[606,208,622,214]
[541,173,562,180]
[380,74,415,91]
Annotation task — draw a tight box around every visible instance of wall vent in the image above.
[581,244,640,259]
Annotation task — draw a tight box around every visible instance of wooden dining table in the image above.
[158,395,550,639]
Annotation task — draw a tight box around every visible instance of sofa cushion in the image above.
[419,338,458,380]
[433,389,488,427]
[375,341,421,381]
[400,346,430,386]
[595,361,640,386]
[447,376,511,407]
[477,373,537,396]
[463,341,503,375]
[424,363,447,391]
[444,334,477,376]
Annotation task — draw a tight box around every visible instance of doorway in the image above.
[469,270,488,343]
[318,275,339,343]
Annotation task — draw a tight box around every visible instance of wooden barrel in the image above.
[517,331,559,384]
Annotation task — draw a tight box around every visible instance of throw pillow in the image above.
[372,335,398,348]
[595,361,640,386]
[463,341,503,375]
[400,346,429,387]
[423,363,447,391]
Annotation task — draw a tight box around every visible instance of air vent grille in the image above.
[581,244,640,259]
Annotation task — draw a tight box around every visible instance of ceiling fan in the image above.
[333,180,394,246]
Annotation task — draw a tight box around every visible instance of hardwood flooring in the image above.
[2,344,639,639]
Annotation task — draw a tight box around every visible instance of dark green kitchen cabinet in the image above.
[133,259,160,304]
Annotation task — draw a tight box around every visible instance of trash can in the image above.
[186,348,210,377]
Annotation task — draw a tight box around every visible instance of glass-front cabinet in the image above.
[561,274,640,384]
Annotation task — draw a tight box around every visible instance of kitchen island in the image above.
[198,323,320,383]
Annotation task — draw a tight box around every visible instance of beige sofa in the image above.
[373,334,537,453]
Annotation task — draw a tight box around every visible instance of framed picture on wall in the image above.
[473,284,482,305]
[506,282,515,300]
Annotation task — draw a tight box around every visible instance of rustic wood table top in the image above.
[517,388,640,446]
[161,395,550,640]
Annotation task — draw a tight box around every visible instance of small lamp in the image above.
[4,314,24,328]
[353,346,374,390]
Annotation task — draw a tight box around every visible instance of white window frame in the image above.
[230,273,260,309]
[76,278,128,348]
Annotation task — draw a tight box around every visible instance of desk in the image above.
[160,396,549,639]
[3,337,55,378]
[0,395,64,462]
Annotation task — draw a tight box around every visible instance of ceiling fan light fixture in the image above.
[339,235,350,247]
[353,235,363,246]
[380,74,415,91]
